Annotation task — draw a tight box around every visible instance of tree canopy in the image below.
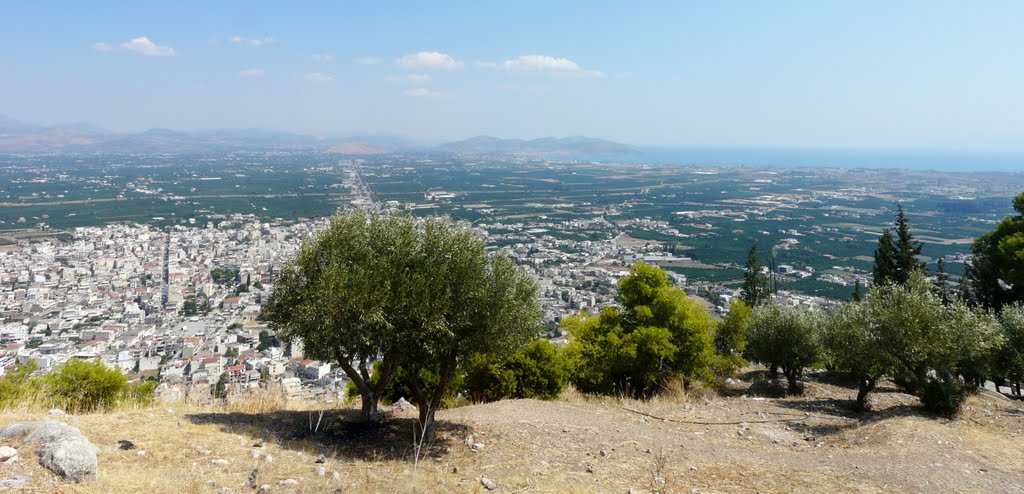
[965,192,1024,310]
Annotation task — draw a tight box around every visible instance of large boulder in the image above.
[0,421,98,482]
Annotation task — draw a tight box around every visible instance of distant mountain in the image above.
[0,115,326,153]
[438,135,638,157]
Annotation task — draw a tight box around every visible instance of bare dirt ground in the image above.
[0,372,1022,493]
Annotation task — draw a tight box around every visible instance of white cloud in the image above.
[478,55,602,77]
[311,54,333,62]
[230,36,277,47]
[239,68,265,77]
[302,72,334,82]
[395,51,463,70]
[92,42,113,52]
[353,57,381,65]
[407,73,432,82]
[121,36,176,56]
[404,88,441,97]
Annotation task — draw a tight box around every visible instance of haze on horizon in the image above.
[1,1,1022,152]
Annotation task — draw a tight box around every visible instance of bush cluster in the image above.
[0,358,156,413]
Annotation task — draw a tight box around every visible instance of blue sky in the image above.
[1,1,1022,150]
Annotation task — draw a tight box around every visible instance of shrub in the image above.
[747,303,821,395]
[42,358,130,413]
[920,377,969,417]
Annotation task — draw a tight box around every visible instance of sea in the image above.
[568,148,1024,173]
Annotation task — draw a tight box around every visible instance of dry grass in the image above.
[0,376,1022,493]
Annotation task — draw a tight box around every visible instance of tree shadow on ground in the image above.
[776,395,927,438]
[186,408,471,462]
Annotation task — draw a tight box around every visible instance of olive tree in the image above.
[747,303,821,395]
[263,211,420,423]
[996,305,1024,395]
[396,217,542,442]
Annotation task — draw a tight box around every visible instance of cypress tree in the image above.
[851,279,863,302]
[741,243,770,307]
[893,205,925,284]
[872,229,898,287]
[935,258,951,306]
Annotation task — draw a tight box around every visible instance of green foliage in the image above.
[40,359,152,413]
[211,267,239,286]
[266,211,542,435]
[966,192,1024,310]
[741,244,770,307]
[462,353,517,403]
[995,305,1024,388]
[920,377,969,417]
[256,330,272,351]
[503,340,571,400]
[747,303,821,395]
[824,272,1002,413]
[180,294,212,317]
[0,360,40,408]
[872,229,899,287]
[712,300,751,377]
[565,262,716,398]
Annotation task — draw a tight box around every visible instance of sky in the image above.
[1,1,1023,150]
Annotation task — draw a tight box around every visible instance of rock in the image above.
[317,466,326,476]
[196,447,211,456]
[480,477,497,490]
[0,446,17,462]
[117,439,136,450]
[251,449,261,459]
[0,421,97,483]
[599,450,609,457]
[393,397,416,411]
[258,484,271,493]
[331,471,341,481]
[247,467,261,488]
[278,478,299,486]
[464,434,474,446]
[315,453,326,463]
[211,458,230,465]
[47,409,65,416]
[214,489,233,494]
[253,440,264,447]
[0,476,30,489]
[136,450,146,456]
[471,443,485,452]
[206,479,216,486]
[264,454,273,463]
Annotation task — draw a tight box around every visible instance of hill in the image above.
[0,371,1021,493]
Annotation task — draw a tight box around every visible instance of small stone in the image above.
[206,480,216,486]
[452,466,459,474]
[166,408,175,414]
[464,435,474,446]
[586,464,594,473]
[0,446,17,462]
[137,450,146,456]
[331,471,341,481]
[253,440,264,448]
[251,449,261,459]
[315,453,326,463]
[196,447,211,456]
[264,454,273,463]
[247,467,261,488]
[471,443,485,452]
[258,484,271,493]
[480,477,497,490]
[278,479,299,486]
[47,409,65,415]
[644,448,652,454]
[599,450,609,457]
[211,458,230,465]
[215,489,233,494]
[118,439,136,450]
[316,466,326,476]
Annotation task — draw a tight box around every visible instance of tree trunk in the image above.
[408,361,457,445]
[782,366,802,395]
[855,375,876,413]
[769,364,779,379]
[336,354,397,425]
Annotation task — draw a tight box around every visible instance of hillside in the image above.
[0,371,1021,493]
